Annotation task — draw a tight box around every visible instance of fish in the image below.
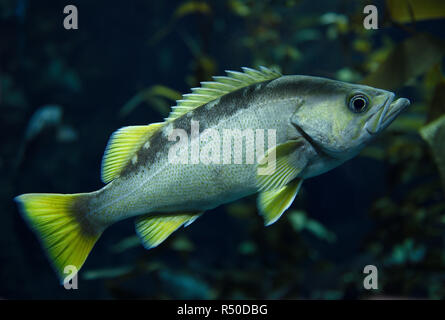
[24,105,63,141]
[14,105,63,171]
[14,67,410,283]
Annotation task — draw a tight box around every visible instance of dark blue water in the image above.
[1,0,444,299]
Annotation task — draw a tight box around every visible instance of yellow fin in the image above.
[135,212,202,249]
[258,178,303,226]
[101,122,164,183]
[14,193,102,284]
[166,66,281,122]
[257,139,305,191]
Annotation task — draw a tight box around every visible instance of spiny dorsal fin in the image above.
[135,212,202,249]
[165,66,281,122]
[258,178,303,226]
[101,122,164,184]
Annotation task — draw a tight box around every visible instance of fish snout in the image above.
[365,95,410,135]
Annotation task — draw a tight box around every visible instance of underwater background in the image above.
[1,0,445,299]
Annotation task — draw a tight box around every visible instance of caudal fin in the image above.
[14,193,102,284]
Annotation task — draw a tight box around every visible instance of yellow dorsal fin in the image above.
[101,122,164,183]
[165,66,281,122]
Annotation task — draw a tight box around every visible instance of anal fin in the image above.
[258,178,303,226]
[135,212,202,249]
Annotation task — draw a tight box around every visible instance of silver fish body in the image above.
[14,68,410,283]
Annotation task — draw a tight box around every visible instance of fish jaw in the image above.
[364,94,411,135]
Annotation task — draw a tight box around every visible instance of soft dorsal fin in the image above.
[135,212,202,249]
[101,122,164,183]
[165,66,281,122]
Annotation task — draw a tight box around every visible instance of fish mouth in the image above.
[365,94,411,135]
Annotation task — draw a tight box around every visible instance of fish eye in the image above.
[348,94,369,113]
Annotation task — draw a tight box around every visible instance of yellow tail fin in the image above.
[14,193,102,284]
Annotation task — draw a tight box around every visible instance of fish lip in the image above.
[377,94,395,130]
[365,94,410,135]
[364,95,392,135]
[381,97,410,126]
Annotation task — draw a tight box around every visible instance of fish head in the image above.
[290,77,410,160]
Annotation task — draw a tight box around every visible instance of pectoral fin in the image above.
[135,212,202,249]
[256,139,305,191]
[258,178,303,226]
